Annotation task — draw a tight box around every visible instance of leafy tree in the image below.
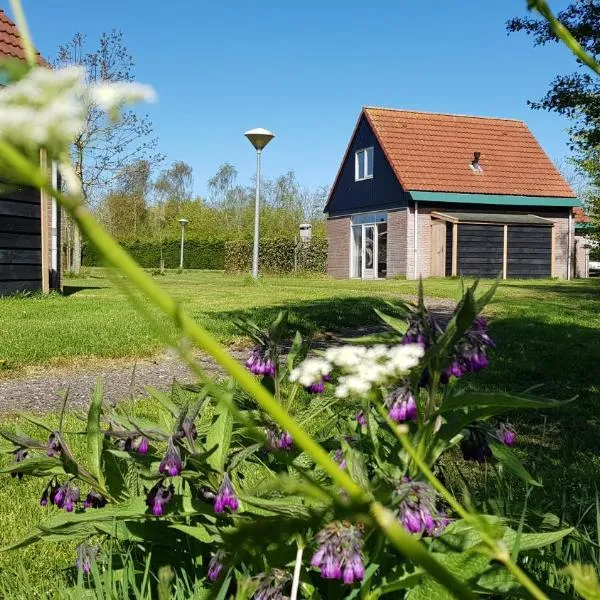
[507,1,600,158]
[154,161,194,205]
[98,160,152,238]
[508,1,600,252]
[56,31,162,272]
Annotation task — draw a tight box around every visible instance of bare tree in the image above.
[56,31,162,272]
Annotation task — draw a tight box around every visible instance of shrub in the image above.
[0,287,581,599]
[225,237,327,274]
[83,238,226,270]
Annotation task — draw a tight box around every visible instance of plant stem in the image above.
[290,542,304,600]
[8,0,36,66]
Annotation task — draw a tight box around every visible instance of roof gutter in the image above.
[409,191,581,207]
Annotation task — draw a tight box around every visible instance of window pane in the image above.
[365,226,374,269]
[352,226,362,278]
[356,150,365,180]
[351,212,387,225]
[377,222,387,278]
[366,147,374,177]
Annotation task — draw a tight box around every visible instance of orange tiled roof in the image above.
[363,107,576,198]
[573,207,591,223]
[0,9,46,65]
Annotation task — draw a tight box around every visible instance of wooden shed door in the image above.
[431,220,446,277]
[507,226,552,278]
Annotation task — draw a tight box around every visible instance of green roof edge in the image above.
[408,191,581,207]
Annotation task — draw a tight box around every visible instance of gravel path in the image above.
[0,298,457,415]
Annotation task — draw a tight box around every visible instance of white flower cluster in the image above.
[290,344,424,398]
[0,66,156,155]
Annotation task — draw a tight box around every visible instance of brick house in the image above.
[0,9,62,295]
[325,107,581,280]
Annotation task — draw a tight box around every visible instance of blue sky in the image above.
[20,0,578,197]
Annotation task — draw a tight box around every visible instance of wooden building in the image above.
[0,9,61,295]
[325,107,580,280]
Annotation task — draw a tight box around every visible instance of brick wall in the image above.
[326,216,350,278]
[406,204,433,279]
[547,211,574,279]
[387,208,408,276]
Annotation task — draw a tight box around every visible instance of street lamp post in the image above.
[178,218,188,270]
[245,128,275,279]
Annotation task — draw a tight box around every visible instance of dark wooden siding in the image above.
[326,115,409,216]
[457,224,503,278]
[0,185,41,295]
[445,222,453,276]
[507,226,551,278]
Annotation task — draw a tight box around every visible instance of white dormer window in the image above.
[355,147,374,181]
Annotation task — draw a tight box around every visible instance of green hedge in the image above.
[83,238,226,270]
[225,238,327,274]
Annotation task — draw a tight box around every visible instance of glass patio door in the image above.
[351,213,387,279]
[362,224,377,279]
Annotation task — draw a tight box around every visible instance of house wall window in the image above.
[355,147,374,181]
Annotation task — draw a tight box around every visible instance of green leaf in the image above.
[206,402,232,472]
[440,391,574,413]
[286,330,304,373]
[19,414,53,433]
[0,429,46,450]
[475,565,521,594]
[145,386,180,417]
[87,378,105,489]
[490,441,541,487]
[342,439,370,491]
[374,309,409,335]
[170,523,216,543]
[406,552,491,600]
[0,455,63,476]
[503,527,573,552]
[343,331,403,345]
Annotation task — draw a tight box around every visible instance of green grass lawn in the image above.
[0,269,599,595]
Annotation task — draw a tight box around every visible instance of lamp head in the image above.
[244,128,275,151]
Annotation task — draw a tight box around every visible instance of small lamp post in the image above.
[245,127,275,279]
[178,218,188,270]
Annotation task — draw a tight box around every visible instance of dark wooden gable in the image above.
[325,114,408,216]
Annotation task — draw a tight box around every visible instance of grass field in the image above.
[0,269,599,595]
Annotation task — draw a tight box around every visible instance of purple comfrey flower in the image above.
[253,569,291,600]
[207,550,226,582]
[311,521,365,585]
[131,436,149,454]
[386,386,417,423]
[11,448,28,480]
[460,429,492,463]
[214,473,238,513]
[246,346,276,377]
[442,317,494,383]
[306,373,330,394]
[76,544,99,575]
[83,489,107,509]
[402,312,439,349]
[53,482,80,512]
[40,478,58,507]
[146,480,174,516]
[394,478,448,537]
[47,432,62,457]
[334,448,347,470]
[496,422,517,447]
[159,437,183,477]
[355,410,367,427]
[266,428,293,451]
